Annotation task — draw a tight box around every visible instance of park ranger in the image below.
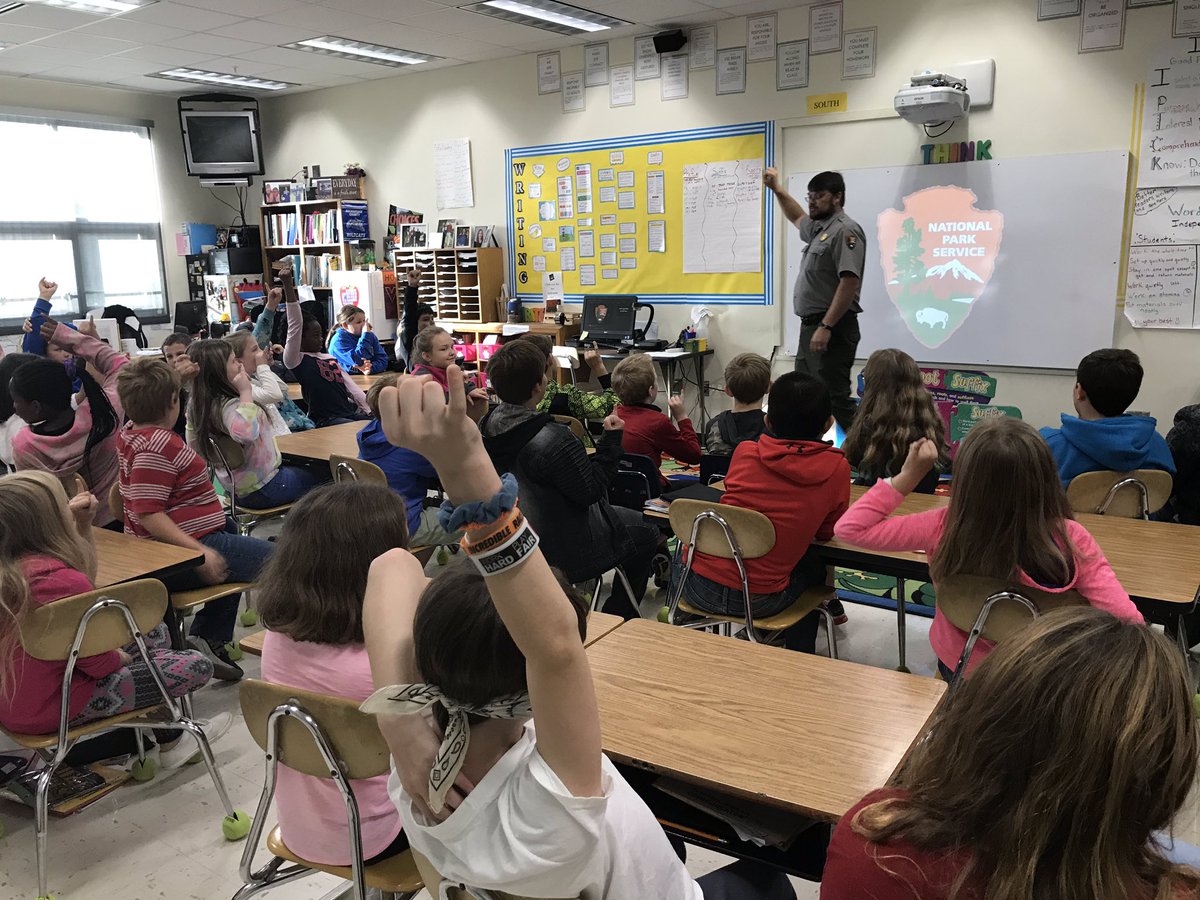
[763,167,866,434]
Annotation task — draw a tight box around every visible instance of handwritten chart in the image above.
[432,138,474,209]
[505,121,773,305]
[682,159,764,273]
[1127,186,1200,327]
[1140,42,1200,188]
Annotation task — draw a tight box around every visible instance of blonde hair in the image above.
[852,607,1200,900]
[224,330,259,362]
[0,471,95,698]
[413,326,450,367]
[723,353,770,405]
[842,348,946,479]
[116,357,181,426]
[931,416,1076,587]
[612,353,656,405]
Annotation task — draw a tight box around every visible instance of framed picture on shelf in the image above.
[437,218,457,248]
[263,181,292,204]
[472,226,487,247]
[456,225,471,247]
[313,178,333,199]
[401,223,429,248]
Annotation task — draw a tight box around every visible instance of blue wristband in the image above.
[438,472,519,532]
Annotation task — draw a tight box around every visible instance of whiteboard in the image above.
[782,151,1128,369]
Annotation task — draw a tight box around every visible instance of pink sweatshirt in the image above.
[12,325,127,526]
[260,631,402,865]
[833,480,1142,672]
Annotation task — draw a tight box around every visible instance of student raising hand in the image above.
[38,277,57,300]
[892,437,940,496]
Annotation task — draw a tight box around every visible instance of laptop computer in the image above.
[581,295,638,347]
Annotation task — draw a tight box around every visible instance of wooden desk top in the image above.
[587,618,946,821]
[287,372,383,402]
[276,421,363,462]
[93,528,203,588]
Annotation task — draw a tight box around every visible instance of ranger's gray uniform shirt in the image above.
[794,211,867,317]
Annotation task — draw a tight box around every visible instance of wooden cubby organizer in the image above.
[259,198,365,293]
[389,246,503,323]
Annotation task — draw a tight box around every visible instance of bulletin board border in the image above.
[504,120,775,306]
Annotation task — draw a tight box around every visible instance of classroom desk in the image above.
[93,528,203,588]
[286,372,384,402]
[275,421,364,463]
[597,348,714,428]
[587,618,945,822]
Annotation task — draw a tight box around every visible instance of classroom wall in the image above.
[260,0,1199,430]
[0,76,230,352]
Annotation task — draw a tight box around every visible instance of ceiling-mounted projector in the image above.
[895,71,970,125]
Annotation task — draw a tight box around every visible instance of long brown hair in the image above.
[852,607,1200,900]
[931,416,1075,587]
[328,304,365,345]
[0,472,95,697]
[842,348,946,478]
[256,482,409,644]
[187,339,263,465]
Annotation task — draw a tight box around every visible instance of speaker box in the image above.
[653,30,686,54]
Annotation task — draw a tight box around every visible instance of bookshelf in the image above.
[259,198,367,293]
[389,246,503,324]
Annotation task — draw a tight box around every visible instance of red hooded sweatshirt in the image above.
[690,435,850,595]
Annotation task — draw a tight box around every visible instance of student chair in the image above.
[1066,469,1173,519]
[1,580,249,900]
[410,848,580,900]
[551,345,579,386]
[107,482,255,653]
[234,680,424,900]
[699,454,732,485]
[937,574,1084,686]
[582,567,637,615]
[663,499,838,658]
[329,454,438,567]
[551,414,588,443]
[205,436,294,536]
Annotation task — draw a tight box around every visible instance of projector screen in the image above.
[783,151,1128,369]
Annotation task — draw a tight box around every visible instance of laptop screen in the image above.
[582,295,637,341]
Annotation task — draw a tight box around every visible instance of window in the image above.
[0,113,168,331]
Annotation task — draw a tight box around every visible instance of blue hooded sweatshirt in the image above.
[328,328,389,374]
[1039,414,1176,487]
[357,419,436,534]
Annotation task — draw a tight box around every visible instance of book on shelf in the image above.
[303,210,340,245]
[303,253,341,289]
[265,212,298,247]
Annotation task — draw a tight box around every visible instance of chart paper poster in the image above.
[682,159,764,273]
[432,138,474,209]
[506,121,773,304]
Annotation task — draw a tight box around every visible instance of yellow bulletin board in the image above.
[505,121,774,305]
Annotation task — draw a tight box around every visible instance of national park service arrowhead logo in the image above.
[877,187,1004,348]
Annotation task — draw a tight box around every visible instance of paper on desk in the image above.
[654,778,814,848]
[432,138,475,209]
[682,159,763,273]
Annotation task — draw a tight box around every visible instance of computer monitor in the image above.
[581,295,637,343]
[173,300,208,336]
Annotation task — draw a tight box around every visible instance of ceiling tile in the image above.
[121,2,246,31]
[258,5,381,32]
[160,31,269,55]
[0,5,98,29]
[238,64,314,83]
[314,0,443,23]
[84,53,167,73]
[0,55,60,74]
[78,17,189,42]
[108,42,213,64]
[33,66,119,84]
[0,41,100,62]
[109,73,191,91]
[189,54,285,74]
[205,17,314,43]
[175,0,301,16]
[0,22,58,45]
[328,20,445,47]
[29,32,139,53]
[405,6,496,34]
[228,44,303,66]
[451,20,570,46]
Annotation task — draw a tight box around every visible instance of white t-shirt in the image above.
[0,416,27,471]
[389,724,704,900]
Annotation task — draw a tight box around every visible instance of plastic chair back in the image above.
[699,454,731,484]
[330,454,389,486]
[937,574,1085,643]
[551,415,588,443]
[619,454,661,499]
[239,679,391,781]
[21,579,167,661]
[1066,469,1173,519]
[668,499,775,560]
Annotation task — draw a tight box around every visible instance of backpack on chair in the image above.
[100,305,149,349]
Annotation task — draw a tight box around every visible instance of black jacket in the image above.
[480,403,632,583]
[1164,405,1200,525]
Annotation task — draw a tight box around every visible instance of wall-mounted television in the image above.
[180,109,264,177]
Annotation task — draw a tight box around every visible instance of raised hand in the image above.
[668,392,685,421]
[892,437,940,495]
[763,167,780,192]
[602,412,624,431]
[38,277,58,300]
[38,316,60,343]
[266,287,283,311]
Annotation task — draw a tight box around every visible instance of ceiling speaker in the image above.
[653,30,687,54]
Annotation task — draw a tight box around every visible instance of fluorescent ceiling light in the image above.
[152,67,293,91]
[19,0,154,14]
[0,4,23,15]
[282,36,436,67]
[462,0,626,35]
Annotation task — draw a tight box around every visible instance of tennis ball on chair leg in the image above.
[222,810,251,841]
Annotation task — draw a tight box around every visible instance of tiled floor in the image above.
[1,581,1195,899]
